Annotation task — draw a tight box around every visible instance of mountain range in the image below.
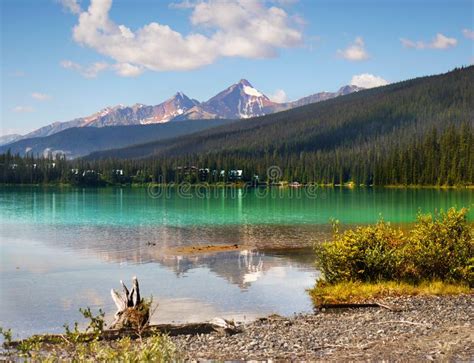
[85,66,473,166]
[2,67,472,187]
[1,80,363,151]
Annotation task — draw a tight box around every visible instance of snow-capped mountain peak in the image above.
[187,79,276,120]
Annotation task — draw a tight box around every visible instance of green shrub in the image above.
[3,304,177,362]
[314,208,473,286]
[315,220,404,283]
[402,208,474,285]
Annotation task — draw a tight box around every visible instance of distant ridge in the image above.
[0,119,235,159]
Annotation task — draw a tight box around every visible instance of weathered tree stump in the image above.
[110,277,150,330]
[4,276,244,349]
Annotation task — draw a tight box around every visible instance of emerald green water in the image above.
[1,186,472,227]
[0,186,472,338]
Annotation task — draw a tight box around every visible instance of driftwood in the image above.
[4,321,243,349]
[110,277,149,330]
[102,319,242,340]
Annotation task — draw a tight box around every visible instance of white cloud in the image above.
[431,33,457,49]
[350,73,389,89]
[57,0,82,14]
[12,106,34,113]
[60,59,144,78]
[31,92,52,101]
[400,38,418,48]
[65,0,302,74]
[112,63,144,77]
[60,59,109,78]
[400,33,457,50]
[269,89,288,103]
[337,37,369,61]
[462,28,474,40]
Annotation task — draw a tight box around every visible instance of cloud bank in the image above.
[60,60,110,78]
[400,33,457,50]
[63,0,302,77]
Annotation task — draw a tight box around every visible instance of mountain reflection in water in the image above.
[0,223,318,338]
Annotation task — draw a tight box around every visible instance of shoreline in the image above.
[3,294,472,361]
[1,183,473,189]
[171,294,473,361]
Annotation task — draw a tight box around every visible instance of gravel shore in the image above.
[172,294,473,361]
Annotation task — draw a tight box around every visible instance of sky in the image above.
[1,0,473,136]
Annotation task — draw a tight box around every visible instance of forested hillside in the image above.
[1,67,473,186]
[0,119,235,159]
[86,66,473,185]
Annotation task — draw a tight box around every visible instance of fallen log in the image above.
[4,321,243,349]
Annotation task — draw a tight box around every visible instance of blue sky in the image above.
[1,0,473,136]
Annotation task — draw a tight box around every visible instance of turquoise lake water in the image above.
[0,186,472,338]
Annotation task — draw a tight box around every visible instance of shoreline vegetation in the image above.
[1,181,473,189]
[1,208,473,361]
[310,208,473,306]
[1,120,473,188]
[2,295,473,361]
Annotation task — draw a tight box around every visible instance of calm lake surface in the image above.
[1,186,473,338]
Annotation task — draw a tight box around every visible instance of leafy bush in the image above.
[402,208,473,285]
[315,220,404,283]
[314,208,473,286]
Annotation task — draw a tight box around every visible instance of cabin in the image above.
[198,168,210,181]
[228,169,243,181]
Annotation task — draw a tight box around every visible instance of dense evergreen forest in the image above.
[1,66,473,186]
